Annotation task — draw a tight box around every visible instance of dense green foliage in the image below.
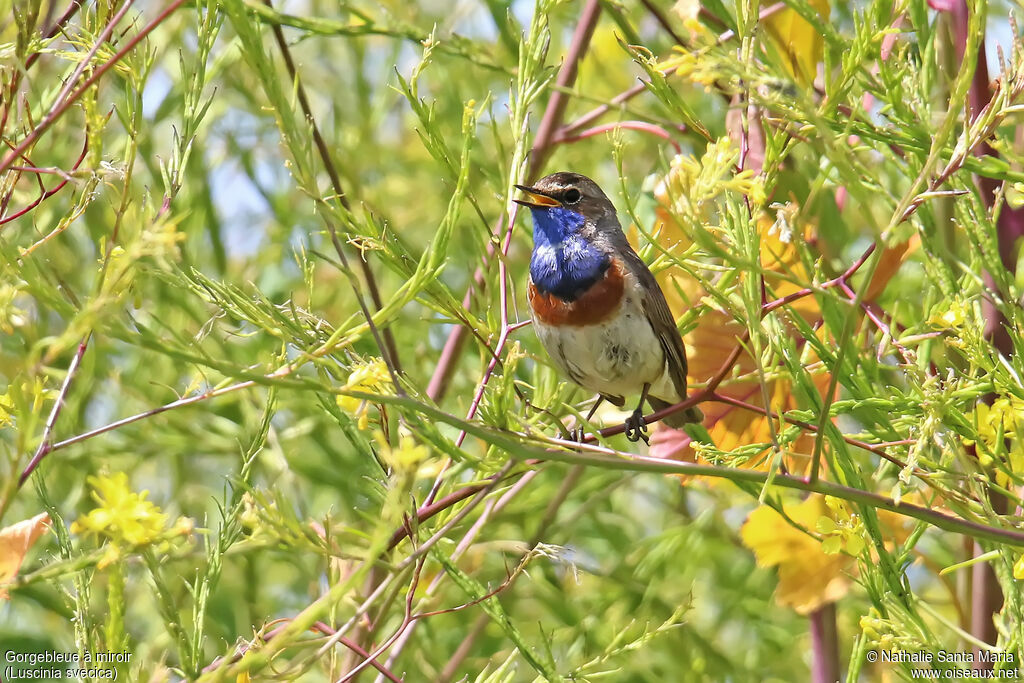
[3,0,1024,681]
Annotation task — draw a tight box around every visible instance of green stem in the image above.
[338,390,1024,548]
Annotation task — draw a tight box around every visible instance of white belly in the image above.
[531,293,679,403]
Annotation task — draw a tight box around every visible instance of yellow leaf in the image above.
[740,496,850,614]
[0,512,51,599]
[762,0,831,86]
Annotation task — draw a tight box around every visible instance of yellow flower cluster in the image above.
[927,299,971,349]
[656,49,721,90]
[654,138,766,225]
[974,397,1024,452]
[336,357,393,430]
[0,378,53,430]
[378,433,430,473]
[816,496,866,556]
[860,608,923,653]
[71,473,192,568]
[972,397,1024,491]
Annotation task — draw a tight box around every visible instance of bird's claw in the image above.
[569,424,587,443]
[624,410,648,444]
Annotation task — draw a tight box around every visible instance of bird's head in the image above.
[516,172,622,298]
[514,172,617,245]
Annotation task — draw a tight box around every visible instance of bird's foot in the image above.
[624,409,649,444]
[568,424,586,443]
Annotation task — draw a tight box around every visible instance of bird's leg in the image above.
[571,396,605,442]
[624,384,651,444]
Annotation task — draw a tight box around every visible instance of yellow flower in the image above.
[654,138,766,225]
[336,357,393,430]
[1014,554,1024,580]
[817,496,866,556]
[379,433,430,473]
[971,397,1024,484]
[672,0,713,43]
[71,473,186,567]
[927,300,968,331]
[0,389,12,430]
[762,0,830,86]
[859,608,923,653]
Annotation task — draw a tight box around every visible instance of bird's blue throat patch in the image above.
[528,206,609,301]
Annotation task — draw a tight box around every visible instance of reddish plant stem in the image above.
[31,378,259,465]
[837,282,913,365]
[528,0,601,175]
[29,1,84,69]
[434,465,584,682]
[383,469,544,677]
[0,143,44,220]
[551,120,683,153]
[354,474,552,681]
[1,136,89,226]
[0,0,182,174]
[385,469,519,551]
[202,620,401,682]
[0,0,84,141]
[338,554,429,682]
[810,603,840,683]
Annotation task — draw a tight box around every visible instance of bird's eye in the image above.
[564,188,582,204]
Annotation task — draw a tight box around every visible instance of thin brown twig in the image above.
[424,0,602,405]
[20,338,89,485]
[435,465,585,682]
[383,469,544,675]
[202,619,402,682]
[261,0,403,388]
[638,0,686,47]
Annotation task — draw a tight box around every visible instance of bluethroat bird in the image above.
[515,172,703,443]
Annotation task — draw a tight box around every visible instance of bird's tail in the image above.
[648,397,703,429]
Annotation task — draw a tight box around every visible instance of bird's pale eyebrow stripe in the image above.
[528,259,625,326]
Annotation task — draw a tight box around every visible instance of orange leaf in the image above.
[648,206,830,478]
[0,512,51,599]
[863,234,921,301]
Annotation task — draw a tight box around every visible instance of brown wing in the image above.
[616,247,689,402]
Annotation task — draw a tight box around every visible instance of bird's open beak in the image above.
[513,184,561,208]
